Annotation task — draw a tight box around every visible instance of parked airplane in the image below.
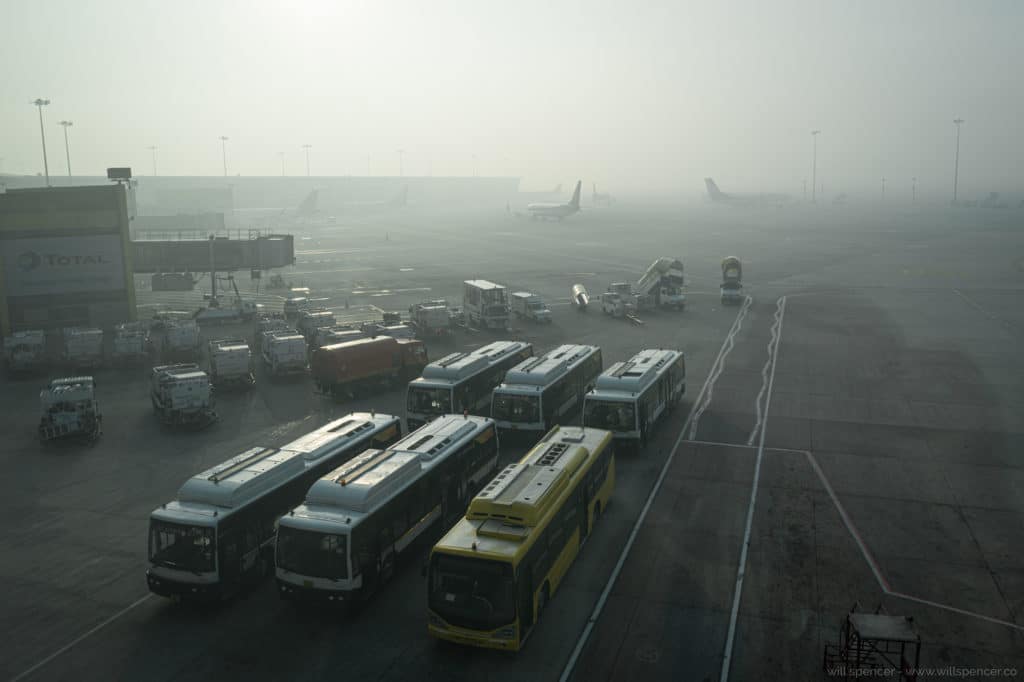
[234,189,321,219]
[528,180,582,220]
[704,178,791,206]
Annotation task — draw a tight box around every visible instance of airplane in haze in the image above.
[234,189,321,220]
[528,180,582,220]
[704,178,792,206]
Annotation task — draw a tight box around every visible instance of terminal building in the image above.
[0,183,136,335]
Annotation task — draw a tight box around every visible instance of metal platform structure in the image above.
[823,603,922,681]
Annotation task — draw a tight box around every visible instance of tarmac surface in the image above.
[1,201,1022,681]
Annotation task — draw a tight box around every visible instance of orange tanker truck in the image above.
[311,335,428,398]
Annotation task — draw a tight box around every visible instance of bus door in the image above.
[579,488,590,541]
[518,564,535,631]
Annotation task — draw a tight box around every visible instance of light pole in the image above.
[952,118,964,204]
[302,144,311,176]
[912,177,917,203]
[397,149,405,177]
[802,179,807,202]
[810,130,820,203]
[33,99,51,186]
[219,136,229,177]
[472,154,478,178]
[59,120,73,183]
[881,177,886,200]
[278,152,285,176]
[147,146,157,176]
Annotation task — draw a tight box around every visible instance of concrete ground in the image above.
[1,202,1022,681]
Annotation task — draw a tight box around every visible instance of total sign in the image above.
[3,235,126,296]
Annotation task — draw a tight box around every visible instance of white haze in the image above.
[2,0,1021,197]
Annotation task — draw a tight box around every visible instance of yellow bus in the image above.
[426,425,615,651]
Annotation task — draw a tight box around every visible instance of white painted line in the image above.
[803,450,891,592]
[890,592,1024,632]
[720,296,786,682]
[559,297,755,682]
[10,593,153,682]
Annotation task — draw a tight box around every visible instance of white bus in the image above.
[491,344,603,434]
[275,414,498,605]
[406,341,532,430]
[582,349,685,447]
[146,412,401,601]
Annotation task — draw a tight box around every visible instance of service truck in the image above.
[150,363,216,426]
[409,301,452,338]
[262,331,308,377]
[463,279,509,330]
[311,336,428,399]
[156,319,202,362]
[111,322,150,366]
[208,338,255,388]
[194,298,261,325]
[511,291,553,323]
[360,322,416,340]
[313,326,366,349]
[253,316,291,351]
[62,327,104,369]
[297,309,337,343]
[720,256,744,305]
[4,329,46,374]
[38,376,102,443]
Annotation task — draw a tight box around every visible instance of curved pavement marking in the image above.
[559,295,755,682]
[688,295,753,440]
[720,296,786,682]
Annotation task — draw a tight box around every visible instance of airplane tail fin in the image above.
[704,178,724,201]
[570,180,582,209]
[297,189,318,215]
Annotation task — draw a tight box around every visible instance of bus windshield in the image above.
[429,554,515,631]
[277,526,348,580]
[492,393,540,423]
[148,520,215,573]
[584,399,636,431]
[407,386,453,414]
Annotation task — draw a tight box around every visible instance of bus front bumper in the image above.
[276,578,357,604]
[427,614,519,651]
[146,570,221,601]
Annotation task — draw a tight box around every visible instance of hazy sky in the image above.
[3,0,1022,196]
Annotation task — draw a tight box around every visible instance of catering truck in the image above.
[312,336,428,399]
[111,322,150,366]
[409,300,452,338]
[3,329,47,374]
[150,363,217,426]
[208,339,255,388]
[463,280,510,330]
[720,256,744,305]
[38,376,102,443]
[262,331,309,377]
[62,327,104,369]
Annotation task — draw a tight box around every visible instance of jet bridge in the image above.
[131,231,294,274]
